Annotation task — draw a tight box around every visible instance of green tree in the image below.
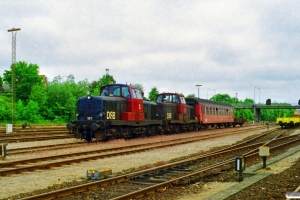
[89,80,99,93]
[0,76,3,89]
[46,75,88,122]
[186,94,196,98]
[214,94,234,104]
[92,74,116,95]
[0,96,11,120]
[148,87,159,102]
[16,99,41,122]
[3,61,43,103]
[29,84,49,119]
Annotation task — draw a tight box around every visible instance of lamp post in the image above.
[106,68,109,85]
[207,88,216,100]
[195,84,202,98]
[213,89,216,101]
[258,88,260,104]
[254,87,257,104]
[8,28,21,128]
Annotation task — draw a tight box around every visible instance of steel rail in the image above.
[17,132,300,200]
[0,127,263,175]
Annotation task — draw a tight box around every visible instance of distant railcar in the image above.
[185,98,245,129]
[276,110,300,128]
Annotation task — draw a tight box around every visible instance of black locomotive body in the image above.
[67,83,198,141]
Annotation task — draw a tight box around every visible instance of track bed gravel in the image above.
[2,125,294,200]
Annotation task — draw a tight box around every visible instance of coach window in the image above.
[216,108,218,115]
[206,106,209,115]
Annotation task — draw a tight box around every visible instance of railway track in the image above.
[11,129,300,199]
[6,126,262,155]
[0,126,66,134]
[0,127,263,176]
[0,134,73,143]
[5,127,297,199]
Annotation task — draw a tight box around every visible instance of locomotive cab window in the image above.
[109,85,121,96]
[132,89,143,99]
[122,87,130,98]
[100,86,108,96]
[180,97,186,104]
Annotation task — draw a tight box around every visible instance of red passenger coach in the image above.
[186,98,235,128]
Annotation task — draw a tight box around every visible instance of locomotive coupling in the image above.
[91,123,100,131]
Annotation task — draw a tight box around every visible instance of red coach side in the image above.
[186,98,235,128]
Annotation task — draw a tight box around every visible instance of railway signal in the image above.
[235,155,245,182]
[266,99,271,129]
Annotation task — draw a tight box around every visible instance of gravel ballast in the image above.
[0,126,283,199]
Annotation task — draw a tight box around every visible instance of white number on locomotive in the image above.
[87,117,93,120]
[167,113,172,119]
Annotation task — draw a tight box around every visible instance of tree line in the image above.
[0,61,295,124]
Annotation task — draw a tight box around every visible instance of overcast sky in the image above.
[1,1,300,104]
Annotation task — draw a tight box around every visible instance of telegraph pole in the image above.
[8,28,21,128]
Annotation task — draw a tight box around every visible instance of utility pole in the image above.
[8,28,21,129]
[195,84,202,98]
[106,68,109,85]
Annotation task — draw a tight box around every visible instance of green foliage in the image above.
[92,74,116,95]
[3,61,43,103]
[0,96,11,120]
[0,62,296,124]
[148,87,159,102]
[29,84,48,118]
[186,94,196,98]
[214,94,234,104]
[0,76,3,88]
[16,99,41,122]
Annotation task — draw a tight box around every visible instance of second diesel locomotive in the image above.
[66,83,245,142]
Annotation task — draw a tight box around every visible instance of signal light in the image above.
[266,99,271,105]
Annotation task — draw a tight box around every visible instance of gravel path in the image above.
[0,126,272,199]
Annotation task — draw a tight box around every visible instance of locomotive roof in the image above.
[185,97,234,108]
[102,83,140,89]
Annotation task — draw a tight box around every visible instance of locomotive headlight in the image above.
[99,112,103,117]
[87,91,92,100]
[76,112,79,117]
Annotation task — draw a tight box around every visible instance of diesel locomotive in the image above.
[66,83,245,142]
